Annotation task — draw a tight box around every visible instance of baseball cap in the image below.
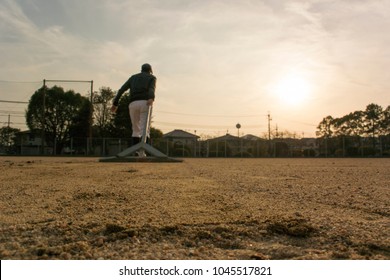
[141,63,153,73]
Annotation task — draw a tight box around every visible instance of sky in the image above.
[1,0,389,138]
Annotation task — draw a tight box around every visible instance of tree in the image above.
[69,96,92,139]
[150,127,163,140]
[316,115,335,138]
[110,94,133,139]
[26,86,91,154]
[364,103,383,136]
[364,103,384,150]
[316,116,336,157]
[333,111,364,137]
[0,126,20,153]
[93,87,115,137]
[383,105,390,135]
[332,111,365,156]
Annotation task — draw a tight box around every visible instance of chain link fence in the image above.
[4,134,390,157]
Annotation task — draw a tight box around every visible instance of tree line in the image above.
[316,103,390,156]
[0,85,389,156]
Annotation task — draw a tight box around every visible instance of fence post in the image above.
[103,138,105,156]
[343,136,346,157]
[241,139,243,157]
[194,139,197,157]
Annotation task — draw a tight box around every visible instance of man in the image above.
[111,63,156,147]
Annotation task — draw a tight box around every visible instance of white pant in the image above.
[129,100,150,138]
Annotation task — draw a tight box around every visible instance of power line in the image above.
[272,115,317,127]
[1,122,25,125]
[0,80,41,84]
[0,110,25,115]
[154,121,265,129]
[155,110,268,118]
[0,100,28,104]
[44,79,93,83]
[0,114,24,118]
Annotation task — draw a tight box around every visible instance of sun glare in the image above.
[273,74,311,106]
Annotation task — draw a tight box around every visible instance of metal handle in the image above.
[141,105,153,144]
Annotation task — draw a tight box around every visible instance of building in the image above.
[15,130,52,155]
[161,129,200,157]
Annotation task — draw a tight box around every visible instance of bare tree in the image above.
[93,87,115,137]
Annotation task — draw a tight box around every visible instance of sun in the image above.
[273,74,311,106]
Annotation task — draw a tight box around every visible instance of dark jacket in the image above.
[113,72,156,106]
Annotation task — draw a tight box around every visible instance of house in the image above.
[206,133,240,157]
[15,130,52,155]
[163,129,199,140]
[206,133,268,157]
[241,134,262,141]
[162,129,200,157]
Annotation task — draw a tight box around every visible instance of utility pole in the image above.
[7,114,11,148]
[267,113,272,141]
[41,79,46,155]
[275,124,279,138]
[89,81,94,139]
[89,80,94,155]
[267,113,272,157]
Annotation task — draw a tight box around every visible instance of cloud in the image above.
[0,1,113,80]
[1,0,389,135]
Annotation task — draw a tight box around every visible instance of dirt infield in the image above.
[0,157,389,260]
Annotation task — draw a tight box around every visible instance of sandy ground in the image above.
[0,157,389,260]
